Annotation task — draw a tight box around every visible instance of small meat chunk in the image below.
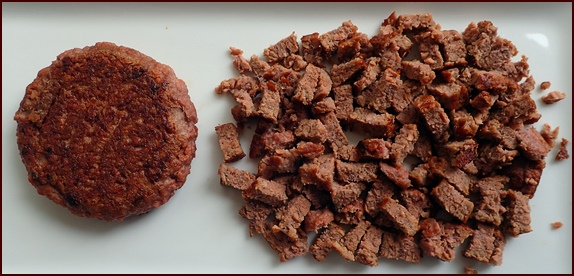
[330,220,371,261]
[440,30,467,67]
[262,223,309,262]
[470,91,498,110]
[336,145,361,162]
[239,200,273,237]
[412,132,434,162]
[310,222,346,261]
[272,195,312,240]
[319,20,358,56]
[268,149,301,174]
[396,13,437,31]
[427,82,469,110]
[464,267,478,274]
[242,177,288,207]
[413,95,450,142]
[354,57,382,91]
[503,189,532,237]
[379,162,412,190]
[556,138,570,161]
[250,129,296,158]
[380,197,419,236]
[304,208,335,233]
[463,20,518,71]
[300,32,323,65]
[364,180,396,218]
[471,69,518,94]
[477,119,518,149]
[451,110,479,140]
[298,154,336,188]
[390,124,419,163]
[334,198,366,225]
[505,157,546,198]
[215,75,259,96]
[218,163,256,190]
[409,163,431,187]
[355,225,384,266]
[358,138,391,160]
[329,181,366,211]
[419,218,473,262]
[215,123,246,163]
[331,57,365,86]
[293,64,332,105]
[401,60,436,85]
[431,180,474,223]
[294,119,328,143]
[230,47,252,74]
[318,112,349,151]
[379,230,422,263]
[257,81,282,123]
[428,157,472,195]
[443,139,478,169]
[415,29,444,70]
[335,160,379,183]
[400,188,431,219]
[517,127,551,161]
[312,97,336,114]
[541,91,566,104]
[348,108,397,139]
[263,32,299,63]
[333,84,354,121]
[551,221,564,229]
[296,141,325,160]
[540,124,559,148]
[472,176,508,226]
[463,223,506,266]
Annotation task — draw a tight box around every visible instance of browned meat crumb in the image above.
[551,221,564,229]
[464,266,478,274]
[541,91,566,104]
[540,81,551,90]
[540,124,560,148]
[556,138,570,161]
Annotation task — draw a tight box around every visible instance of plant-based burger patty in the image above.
[14,42,198,221]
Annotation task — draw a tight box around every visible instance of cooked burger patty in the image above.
[14,42,198,221]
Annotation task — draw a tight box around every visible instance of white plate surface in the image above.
[2,2,572,274]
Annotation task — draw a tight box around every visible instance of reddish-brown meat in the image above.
[330,220,371,261]
[556,138,570,161]
[503,189,532,237]
[380,197,419,236]
[310,222,346,262]
[355,225,384,266]
[218,163,256,190]
[15,42,198,221]
[214,12,566,268]
[215,123,246,163]
[541,91,566,104]
[431,180,474,223]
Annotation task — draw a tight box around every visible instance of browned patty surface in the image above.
[14,42,198,221]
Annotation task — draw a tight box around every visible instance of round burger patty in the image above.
[14,42,198,221]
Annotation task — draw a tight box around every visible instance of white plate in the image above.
[2,2,572,274]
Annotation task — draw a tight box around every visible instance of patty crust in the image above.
[14,42,198,221]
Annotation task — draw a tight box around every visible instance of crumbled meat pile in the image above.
[214,12,569,267]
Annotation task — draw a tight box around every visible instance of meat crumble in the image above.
[214,12,568,268]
